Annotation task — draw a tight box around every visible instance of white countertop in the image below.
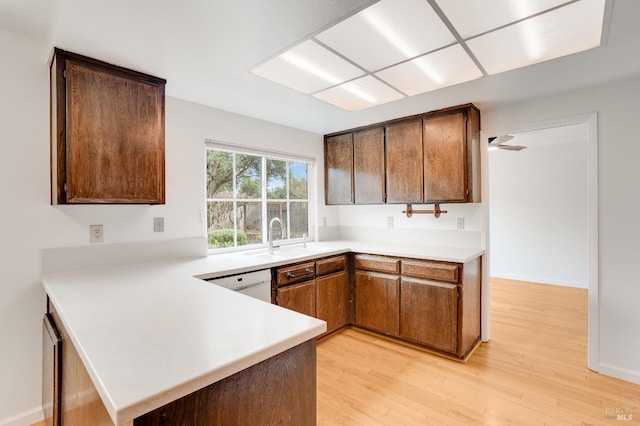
[42,240,483,424]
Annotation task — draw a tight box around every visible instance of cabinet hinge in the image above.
[63,182,67,192]
[63,69,67,79]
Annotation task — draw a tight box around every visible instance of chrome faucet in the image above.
[268,217,284,254]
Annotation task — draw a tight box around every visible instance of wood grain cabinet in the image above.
[325,133,354,205]
[352,253,481,358]
[50,48,166,204]
[423,106,480,203]
[354,127,385,204]
[278,280,317,318]
[400,257,481,358]
[275,256,350,337]
[354,271,400,337]
[274,261,317,317]
[354,255,401,337]
[323,103,481,205]
[316,256,350,335]
[400,278,458,353]
[385,119,424,204]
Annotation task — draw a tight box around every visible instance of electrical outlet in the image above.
[387,216,394,228]
[154,217,164,232]
[322,217,327,227]
[90,224,104,243]
[457,217,465,230]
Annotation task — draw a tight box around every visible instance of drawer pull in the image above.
[286,268,314,279]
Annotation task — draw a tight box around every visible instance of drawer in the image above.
[354,254,399,274]
[401,259,460,283]
[276,261,315,286]
[316,255,346,277]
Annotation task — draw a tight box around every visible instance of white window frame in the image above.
[205,139,314,254]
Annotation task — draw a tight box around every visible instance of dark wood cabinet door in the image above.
[52,49,165,204]
[400,277,458,353]
[385,119,423,204]
[354,127,385,204]
[325,133,353,205]
[278,280,316,317]
[354,271,399,336]
[423,111,467,203]
[317,272,350,335]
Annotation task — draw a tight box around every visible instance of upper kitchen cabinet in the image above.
[423,105,480,203]
[353,127,385,204]
[385,118,424,204]
[50,48,166,204]
[324,133,353,205]
[323,103,480,206]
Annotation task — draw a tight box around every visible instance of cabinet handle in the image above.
[286,269,314,279]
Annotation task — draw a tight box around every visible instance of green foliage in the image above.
[208,229,247,249]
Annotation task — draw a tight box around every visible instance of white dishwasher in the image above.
[205,269,272,302]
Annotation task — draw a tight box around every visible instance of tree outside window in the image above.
[206,148,309,250]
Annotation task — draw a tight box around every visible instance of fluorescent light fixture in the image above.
[375,45,483,96]
[251,40,364,94]
[467,0,606,75]
[313,76,404,111]
[250,0,606,111]
[316,0,455,71]
[435,0,570,39]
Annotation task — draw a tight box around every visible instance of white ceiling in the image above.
[1,0,639,135]
[252,0,606,111]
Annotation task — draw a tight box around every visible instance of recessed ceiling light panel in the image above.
[375,45,483,96]
[467,0,606,75]
[313,76,404,111]
[251,40,364,94]
[436,0,570,39]
[316,0,455,72]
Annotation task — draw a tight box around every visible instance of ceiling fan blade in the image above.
[493,134,515,144]
[498,144,526,151]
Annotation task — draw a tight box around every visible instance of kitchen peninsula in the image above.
[42,239,482,425]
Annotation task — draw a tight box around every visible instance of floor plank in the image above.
[317,278,640,425]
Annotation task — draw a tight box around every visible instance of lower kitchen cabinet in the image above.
[277,279,316,318]
[354,270,399,337]
[400,277,458,353]
[317,271,350,335]
[272,252,481,359]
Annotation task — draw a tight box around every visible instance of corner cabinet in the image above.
[50,48,166,204]
[324,103,481,205]
[273,255,351,338]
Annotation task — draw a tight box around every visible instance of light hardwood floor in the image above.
[317,278,640,425]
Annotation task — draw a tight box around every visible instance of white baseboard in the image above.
[0,406,43,426]
[596,363,640,386]
[490,273,588,289]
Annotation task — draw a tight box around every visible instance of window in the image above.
[206,147,310,250]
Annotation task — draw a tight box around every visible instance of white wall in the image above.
[482,74,640,384]
[0,28,324,424]
[489,137,589,287]
[335,203,483,248]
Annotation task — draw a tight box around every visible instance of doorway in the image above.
[481,113,599,371]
